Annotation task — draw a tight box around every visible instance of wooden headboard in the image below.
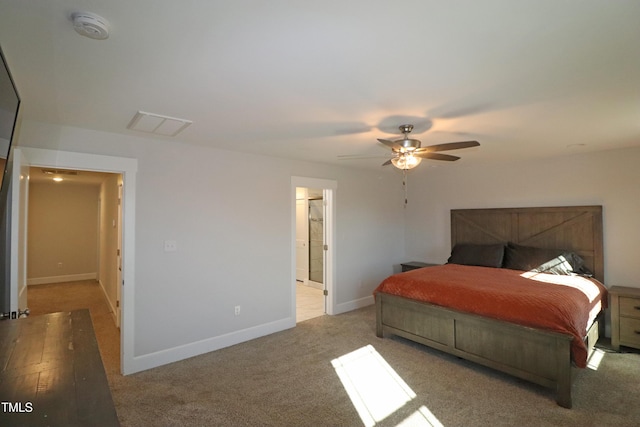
[451,206,604,282]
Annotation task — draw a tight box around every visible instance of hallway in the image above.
[27,280,120,375]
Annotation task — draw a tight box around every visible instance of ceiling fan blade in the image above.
[415,152,460,161]
[381,159,393,166]
[416,140,480,153]
[337,154,389,160]
[377,138,402,151]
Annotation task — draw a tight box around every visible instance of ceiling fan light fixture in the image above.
[400,138,421,151]
[374,123,480,170]
[391,153,422,170]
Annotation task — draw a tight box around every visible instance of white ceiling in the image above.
[1,1,639,171]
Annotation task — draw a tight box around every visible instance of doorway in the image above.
[295,187,324,322]
[25,168,122,318]
[291,176,336,323]
[295,187,325,289]
[11,147,137,374]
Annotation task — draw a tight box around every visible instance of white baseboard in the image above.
[125,317,296,375]
[98,279,118,325]
[123,296,374,375]
[334,295,374,315]
[27,273,97,286]
[307,280,324,290]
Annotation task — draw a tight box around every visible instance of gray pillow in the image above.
[503,243,591,276]
[447,243,505,268]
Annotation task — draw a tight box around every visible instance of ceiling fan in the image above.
[378,124,480,170]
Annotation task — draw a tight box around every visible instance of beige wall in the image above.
[27,181,100,284]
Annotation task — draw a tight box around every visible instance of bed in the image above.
[374,206,606,408]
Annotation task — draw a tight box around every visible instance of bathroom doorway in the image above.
[292,177,336,322]
[295,187,324,321]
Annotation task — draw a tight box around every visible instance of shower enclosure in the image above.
[308,198,324,284]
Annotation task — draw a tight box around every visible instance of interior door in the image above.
[9,148,30,313]
[116,182,123,328]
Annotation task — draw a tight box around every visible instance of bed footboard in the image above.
[376,293,575,408]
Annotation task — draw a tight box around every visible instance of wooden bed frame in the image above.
[376,206,604,408]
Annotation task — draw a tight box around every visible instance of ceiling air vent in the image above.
[127,111,193,137]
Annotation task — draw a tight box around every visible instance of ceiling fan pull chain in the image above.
[403,169,408,207]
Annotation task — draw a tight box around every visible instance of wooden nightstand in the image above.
[400,262,439,272]
[610,286,640,351]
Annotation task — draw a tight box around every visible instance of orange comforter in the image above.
[374,264,608,368]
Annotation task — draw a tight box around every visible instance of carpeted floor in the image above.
[28,281,640,426]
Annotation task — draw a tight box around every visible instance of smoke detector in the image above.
[72,12,110,40]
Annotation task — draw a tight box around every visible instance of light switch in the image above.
[164,240,177,252]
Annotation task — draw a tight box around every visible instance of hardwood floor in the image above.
[26,280,120,375]
[0,310,120,426]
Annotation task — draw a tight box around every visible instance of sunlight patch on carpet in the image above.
[398,406,443,427]
[331,345,442,426]
[587,348,605,370]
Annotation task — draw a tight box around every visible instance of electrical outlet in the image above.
[234,305,241,316]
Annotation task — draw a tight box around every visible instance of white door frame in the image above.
[17,147,137,375]
[291,176,336,316]
[321,188,331,313]
[116,182,123,328]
